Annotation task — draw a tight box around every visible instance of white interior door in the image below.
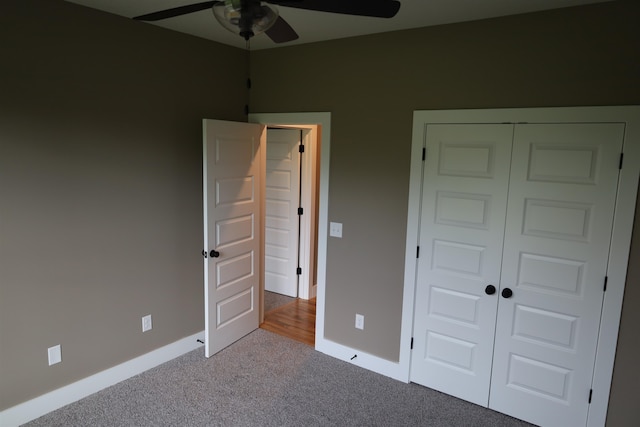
[489,123,624,426]
[203,119,264,357]
[265,128,301,297]
[410,124,513,405]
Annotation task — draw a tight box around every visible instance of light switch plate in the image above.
[329,222,343,238]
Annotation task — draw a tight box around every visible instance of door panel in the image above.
[410,124,513,406]
[489,123,624,426]
[203,119,264,357]
[264,129,301,297]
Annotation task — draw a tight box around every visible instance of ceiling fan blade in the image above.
[270,0,401,18]
[133,1,220,21]
[265,16,299,43]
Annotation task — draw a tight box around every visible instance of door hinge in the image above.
[604,276,608,292]
[296,267,302,275]
[411,337,414,350]
[588,389,593,403]
[619,153,624,169]
[299,144,305,153]
[246,78,252,89]
[244,104,249,115]
[422,147,426,161]
[416,246,420,258]
[298,207,303,215]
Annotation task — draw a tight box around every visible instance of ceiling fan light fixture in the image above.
[213,0,279,41]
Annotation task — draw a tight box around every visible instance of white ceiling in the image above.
[66,0,612,50]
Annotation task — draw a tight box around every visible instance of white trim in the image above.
[591,108,640,427]
[249,112,331,352]
[297,127,318,300]
[402,106,640,427]
[0,331,205,427]
[202,120,211,355]
[397,115,431,383]
[314,338,408,381]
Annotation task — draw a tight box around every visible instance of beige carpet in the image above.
[26,329,534,426]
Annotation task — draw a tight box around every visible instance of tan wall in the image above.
[0,0,247,410]
[2,0,639,425]
[608,183,640,426]
[250,1,640,424]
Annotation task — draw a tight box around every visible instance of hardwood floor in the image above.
[260,297,316,346]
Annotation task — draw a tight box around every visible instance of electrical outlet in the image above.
[329,222,343,238]
[48,345,62,366]
[355,314,364,330]
[142,315,152,332]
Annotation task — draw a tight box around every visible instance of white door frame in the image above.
[401,106,640,427]
[249,113,331,341]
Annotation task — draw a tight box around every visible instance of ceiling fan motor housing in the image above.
[214,0,279,41]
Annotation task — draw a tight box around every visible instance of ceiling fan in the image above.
[133,0,401,44]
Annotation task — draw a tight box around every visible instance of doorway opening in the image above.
[261,125,318,345]
[249,112,331,349]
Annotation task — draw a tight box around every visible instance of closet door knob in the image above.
[210,250,220,258]
[501,288,513,298]
[485,285,496,295]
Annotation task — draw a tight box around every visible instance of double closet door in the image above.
[410,123,623,426]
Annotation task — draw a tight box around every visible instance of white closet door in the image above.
[489,123,624,427]
[410,124,513,406]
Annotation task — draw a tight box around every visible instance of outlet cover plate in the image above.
[329,222,343,238]
[355,314,364,330]
[142,315,152,332]
[48,345,62,366]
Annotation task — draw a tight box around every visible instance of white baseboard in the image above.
[0,331,205,427]
[315,336,409,383]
